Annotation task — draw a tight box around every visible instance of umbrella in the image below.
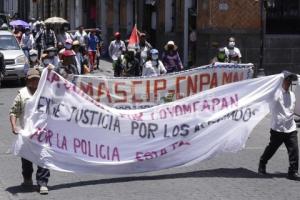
[44,17,69,24]
[9,20,30,27]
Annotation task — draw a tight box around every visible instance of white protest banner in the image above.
[73,63,254,109]
[13,69,282,174]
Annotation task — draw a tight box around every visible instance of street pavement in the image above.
[0,60,299,200]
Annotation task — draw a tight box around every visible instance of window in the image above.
[266,0,300,34]
[0,35,20,50]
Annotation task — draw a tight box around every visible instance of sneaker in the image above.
[39,186,48,195]
[258,162,267,175]
[287,172,300,180]
[21,179,33,187]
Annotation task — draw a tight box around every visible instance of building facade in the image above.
[2,0,300,74]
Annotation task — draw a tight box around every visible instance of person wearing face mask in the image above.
[40,53,52,69]
[58,38,74,60]
[57,23,72,47]
[28,49,40,68]
[41,24,57,49]
[44,46,60,68]
[20,27,34,59]
[224,37,242,64]
[9,68,51,194]
[109,32,126,77]
[162,41,184,73]
[142,49,166,76]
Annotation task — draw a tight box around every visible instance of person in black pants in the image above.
[259,72,299,180]
[9,69,50,194]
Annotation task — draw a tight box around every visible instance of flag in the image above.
[128,24,139,50]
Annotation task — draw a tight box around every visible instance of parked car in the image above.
[0,30,27,83]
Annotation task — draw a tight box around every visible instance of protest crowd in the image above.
[3,15,300,197]
[0,16,243,80]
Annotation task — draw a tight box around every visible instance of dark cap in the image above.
[283,71,298,82]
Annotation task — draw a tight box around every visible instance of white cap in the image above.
[29,49,38,56]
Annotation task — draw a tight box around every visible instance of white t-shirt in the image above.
[108,40,126,61]
[142,60,167,76]
[270,87,296,133]
[224,47,242,64]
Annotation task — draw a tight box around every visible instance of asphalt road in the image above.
[0,60,299,200]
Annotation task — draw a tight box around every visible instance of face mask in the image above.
[30,56,38,62]
[151,54,158,60]
[43,59,50,66]
[228,41,235,48]
[49,52,55,57]
[65,44,72,49]
[25,31,30,35]
[64,27,69,31]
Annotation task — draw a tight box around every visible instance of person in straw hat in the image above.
[162,40,183,73]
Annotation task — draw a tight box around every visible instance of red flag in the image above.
[128,24,139,49]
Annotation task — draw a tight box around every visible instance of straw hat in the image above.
[164,40,178,51]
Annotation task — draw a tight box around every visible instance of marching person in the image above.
[20,27,34,59]
[137,33,152,70]
[32,22,44,60]
[28,50,40,68]
[13,25,23,43]
[44,46,60,67]
[108,32,126,77]
[142,49,167,76]
[121,49,140,77]
[73,25,87,47]
[58,38,74,59]
[9,68,50,194]
[42,24,57,49]
[224,37,242,64]
[258,72,299,180]
[87,29,99,72]
[57,23,72,47]
[162,41,183,73]
[56,50,80,79]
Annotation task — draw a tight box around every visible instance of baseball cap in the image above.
[26,68,40,79]
[150,49,159,55]
[29,49,38,56]
[63,50,75,57]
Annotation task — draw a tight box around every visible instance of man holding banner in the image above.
[259,73,299,180]
[9,69,50,194]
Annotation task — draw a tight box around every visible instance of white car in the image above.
[0,30,27,82]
